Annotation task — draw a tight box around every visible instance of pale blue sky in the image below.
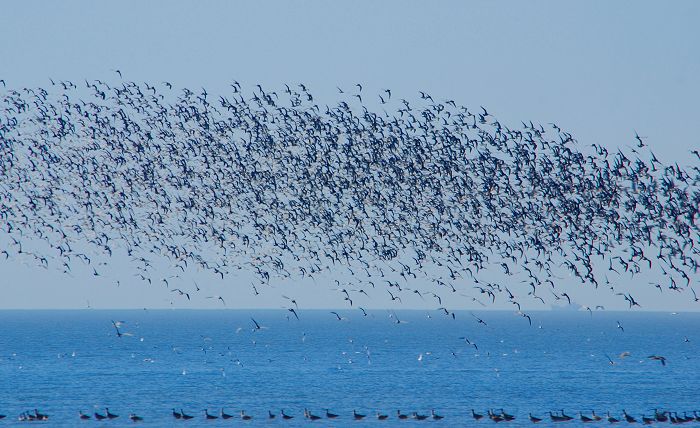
[0,1,698,310]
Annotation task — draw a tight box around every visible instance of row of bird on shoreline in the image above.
[4,407,700,423]
[1,75,698,315]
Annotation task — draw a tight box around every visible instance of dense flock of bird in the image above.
[0,75,699,315]
[4,407,700,424]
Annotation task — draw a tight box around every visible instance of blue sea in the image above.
[0,310,698,426]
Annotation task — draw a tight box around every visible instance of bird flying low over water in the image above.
[330,311,346,321]
[471,313,487,326]
[251,318,267,331]
[111,321,132,338]
[647,355,667,366]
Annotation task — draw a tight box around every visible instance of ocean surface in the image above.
[0,310,698,426]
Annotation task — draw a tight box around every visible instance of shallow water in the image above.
[0,310,698,426]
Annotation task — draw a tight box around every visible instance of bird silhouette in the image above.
[0,77,697,324]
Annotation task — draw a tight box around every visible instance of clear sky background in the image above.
[0,1,698,310]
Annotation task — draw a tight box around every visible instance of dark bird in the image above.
[412,412,428,420]
[529,413,542,423]
[0,78,698,331]
[251,317,264,330]
[471,313,487,326]
[111,320,132,338]
[206,295,226,306]
[607,412,620,423]
[623,410,637,423]
[305,409,321,420]
[647,355,667,366]
[560,292,571,304]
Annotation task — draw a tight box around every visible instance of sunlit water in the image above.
[0,310,698,426]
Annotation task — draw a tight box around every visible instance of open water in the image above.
[0,310,698,426]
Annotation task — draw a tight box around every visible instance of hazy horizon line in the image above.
[0,307,697,313]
